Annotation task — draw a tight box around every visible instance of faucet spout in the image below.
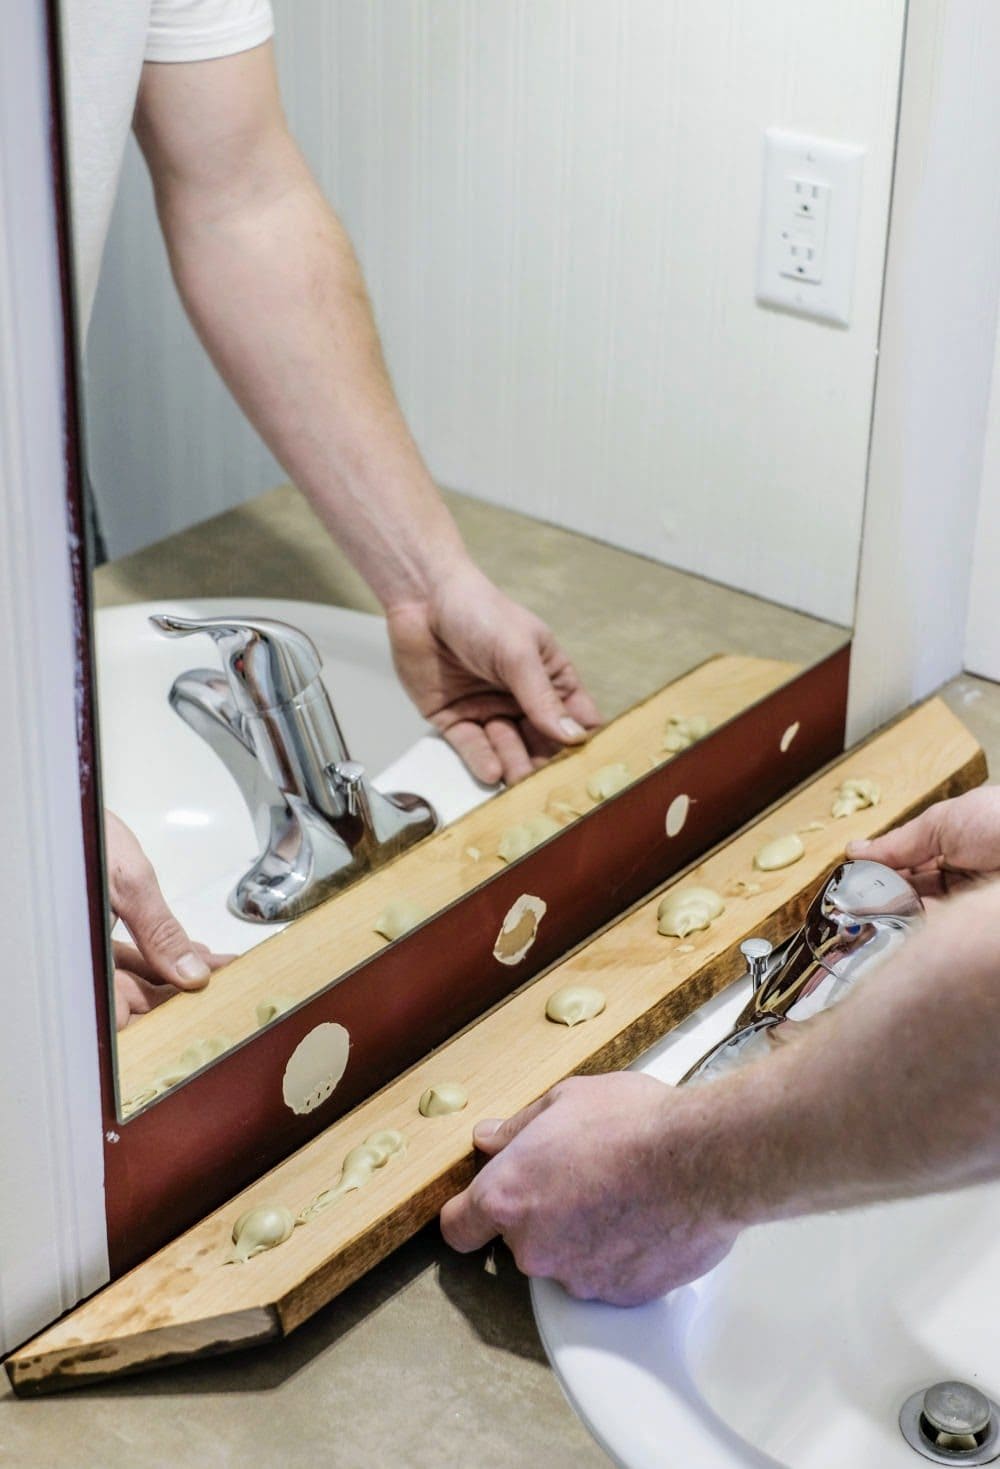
[168,669,281,851]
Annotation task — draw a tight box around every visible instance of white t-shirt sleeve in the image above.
[145,0,275,64]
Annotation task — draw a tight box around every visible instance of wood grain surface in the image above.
[9,697,984,1395]
[115,653,797,1110]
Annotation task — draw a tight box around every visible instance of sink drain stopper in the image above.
[900,1381,1000,1464]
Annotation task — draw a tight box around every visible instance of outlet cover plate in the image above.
[757,128,865,327]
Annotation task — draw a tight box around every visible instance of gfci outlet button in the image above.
[756,128,864,327]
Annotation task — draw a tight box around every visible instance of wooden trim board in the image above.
[116,652,797,1109]
[7,696,984,1394]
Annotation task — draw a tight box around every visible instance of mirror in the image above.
[62,1,905,1119]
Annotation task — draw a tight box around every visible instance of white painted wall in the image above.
[965,319,1000,682]
[86,0,907,626]
[0,2,108,1352]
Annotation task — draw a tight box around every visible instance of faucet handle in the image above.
[328,760,369,819]
[740,937,774,992]
[150,612,323,715]
[815,859,924,928]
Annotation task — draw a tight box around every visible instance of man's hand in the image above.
[387,562,602,785]
[442,884,1000,1309]
[848,785,1000,899]
[439,1074,740,1305]
[105,812,232,1030]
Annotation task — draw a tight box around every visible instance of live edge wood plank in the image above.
[116,652,797,1108]
[9,697,984,1394]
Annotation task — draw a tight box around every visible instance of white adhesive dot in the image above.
[493,894,547,966]
[780,721,800,753]
[282,1023,350,1116]
[665,793,690,839]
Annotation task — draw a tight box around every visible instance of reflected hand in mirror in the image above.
[105,813,233,1030]
[388,561,601,785]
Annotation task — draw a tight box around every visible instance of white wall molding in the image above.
[848,0,1000,742]
[0,2,108,1353]
[964,317,1000,682]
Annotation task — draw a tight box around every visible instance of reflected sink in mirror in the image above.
[533,980,1000,1469]
[95,597,495,957]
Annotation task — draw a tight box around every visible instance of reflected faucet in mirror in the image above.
[150,613,437,923]
[682,860,925,1084]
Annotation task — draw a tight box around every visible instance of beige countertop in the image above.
[1,485,871,1466]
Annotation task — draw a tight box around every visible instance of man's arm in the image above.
[133,44,599,784]
[441,881,1000,1304]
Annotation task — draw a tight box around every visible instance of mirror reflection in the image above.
[63,1,901,1116]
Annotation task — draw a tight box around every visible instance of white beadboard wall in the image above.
[85,0,906,626]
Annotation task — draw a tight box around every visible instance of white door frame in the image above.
[4,0,1000,1354]
[0,1,107,1354]
[847,0,1000,743]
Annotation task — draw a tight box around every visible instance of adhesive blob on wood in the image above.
[656,885,724,938]
[586,763,631,801]
[663,713,710,753]
[282,1022,350,1115]
[297,1129,407,1222]
[229,1204,295,1264]
[831,777,881,819]
[497,814,561,863]
[754,833,805,871]
[418,1082,468,1117]
[545,985,607,1027]
[256,995,296,1027]
[374,898,428,941]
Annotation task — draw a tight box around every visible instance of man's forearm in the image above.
[152,132,469,610]
[678,883,1000,1232]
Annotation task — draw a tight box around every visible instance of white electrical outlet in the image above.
[757,129,865,326]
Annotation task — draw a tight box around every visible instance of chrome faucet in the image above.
[151,612,437,923]
[681,860,925,1085]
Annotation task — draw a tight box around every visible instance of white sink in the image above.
[95,598,494,955]
[533,980,1000,1469]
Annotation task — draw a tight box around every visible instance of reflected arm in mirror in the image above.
[131,44,600,784]
[104,812,233,1030]
[442,879,1000,1305]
